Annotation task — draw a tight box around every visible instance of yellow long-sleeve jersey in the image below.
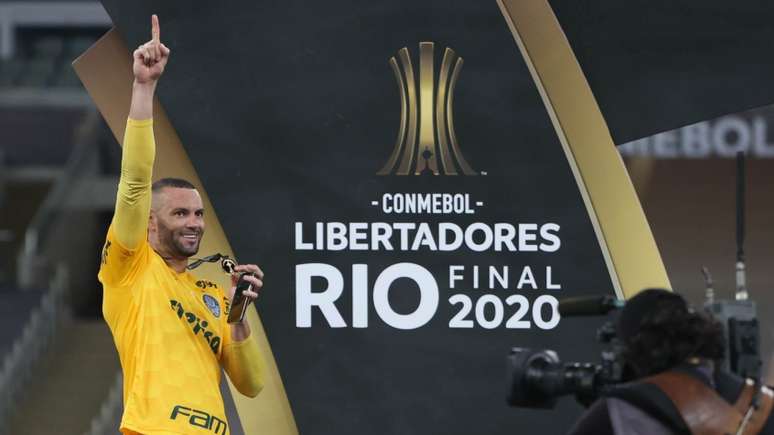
[99,118,263,435]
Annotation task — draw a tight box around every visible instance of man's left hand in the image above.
[227,264,263,341]
[228,264,264,310]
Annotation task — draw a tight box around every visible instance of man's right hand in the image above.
[133,14,170,84]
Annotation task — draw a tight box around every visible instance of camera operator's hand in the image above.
[133,14,170,85]
[228,264,264,342]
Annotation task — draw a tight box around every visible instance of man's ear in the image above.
[148,212,157,233]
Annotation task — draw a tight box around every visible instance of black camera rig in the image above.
[506,295,628,408]
[702,152,760,380]
[506,152,762,409]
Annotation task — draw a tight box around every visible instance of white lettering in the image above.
[372,263,439,330]
[295,263,346,327]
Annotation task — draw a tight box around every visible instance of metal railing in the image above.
[5,106,124,433]
[16,110,101,289]
[0,262,67,433]
[82,372,123,435]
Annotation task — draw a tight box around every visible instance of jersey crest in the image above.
[203,294,221,318]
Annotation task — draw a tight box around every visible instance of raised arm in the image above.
[129,15,168,120]
[113,15,171,250]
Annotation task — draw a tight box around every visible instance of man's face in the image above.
[150,187,205,258]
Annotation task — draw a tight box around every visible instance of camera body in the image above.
[506,321,627,409]
[705,299,760,379]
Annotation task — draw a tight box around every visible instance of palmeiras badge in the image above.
[203,294,221,318]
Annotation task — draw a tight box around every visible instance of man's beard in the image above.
[158,221,201,258]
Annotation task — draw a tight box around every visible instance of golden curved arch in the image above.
[377,56,409,175]
[435,47,458,175]
[446,57,476,175]
[396,47,419,175]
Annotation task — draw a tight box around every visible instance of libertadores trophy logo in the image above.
[378,42,477,176]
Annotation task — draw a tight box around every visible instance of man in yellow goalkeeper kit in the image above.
[98,15,265,435]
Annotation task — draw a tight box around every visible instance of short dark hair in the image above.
[152,177,197,193]
[618,288,725,377]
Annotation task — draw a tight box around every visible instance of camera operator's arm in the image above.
[567,399,613,435]
[100,15,170,287]
[221,264,266,397]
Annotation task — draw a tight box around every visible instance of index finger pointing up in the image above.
[151,14,160,43]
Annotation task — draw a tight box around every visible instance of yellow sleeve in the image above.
[114,117,155,249]
[97,118,155,288]
[221,333,266,398]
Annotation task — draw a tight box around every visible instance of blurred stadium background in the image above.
[0,2,120,434]
[0,1,772,434]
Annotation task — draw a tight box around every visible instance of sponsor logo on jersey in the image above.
[170,299,221,354]
[170,405,227,435]
[196,279,218,290]
[203,294,221,318]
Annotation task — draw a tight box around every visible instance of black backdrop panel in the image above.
[550,0,774,144]
[100,1,617,433]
